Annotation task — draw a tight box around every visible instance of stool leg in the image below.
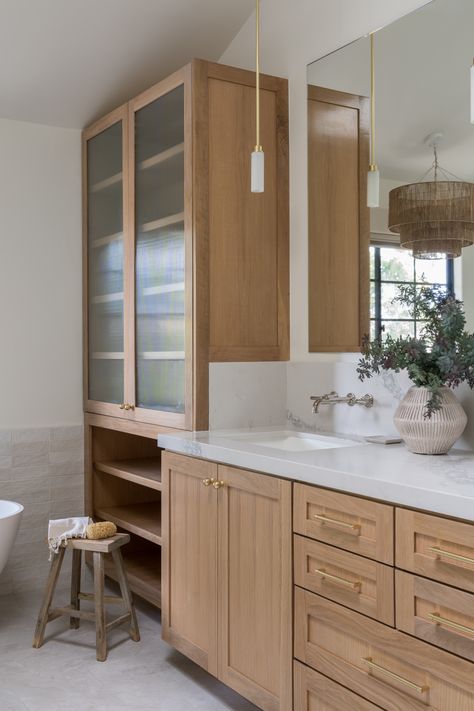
[112,549,140,642]
[93,551,107,662]
[32,547,65,649]
[70,549,82,629]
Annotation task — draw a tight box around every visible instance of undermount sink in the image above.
[222,430,360,453]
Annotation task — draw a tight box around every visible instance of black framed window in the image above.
[370,243,454,340]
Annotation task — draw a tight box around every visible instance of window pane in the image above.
[381,321,415,339]
[381,283,411,319]
[370,246,375,279]
[415,258,447,284]
[380,247,414,282]
[370,282,376,318]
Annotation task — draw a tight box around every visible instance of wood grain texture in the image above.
[217,465,292,711]
[161,452,218,675]
[294,661,380,711]
[396,508,474,592]
[205,64,289,362]
[308,85,369,352]
[295,587,474,710]
[293,483,394,564]
[294,535,394,625]
[396,570,474,662]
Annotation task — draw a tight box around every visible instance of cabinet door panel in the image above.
[161,452,218,675]
[217,465,292,711]
[85,109,127,414]
[294,661,380,711]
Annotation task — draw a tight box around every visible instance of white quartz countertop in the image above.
[157,428,474,522]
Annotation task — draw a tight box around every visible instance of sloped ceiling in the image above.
[0,0,254,128]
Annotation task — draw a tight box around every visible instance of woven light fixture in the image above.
[388,137,474,259]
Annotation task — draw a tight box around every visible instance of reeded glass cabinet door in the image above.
[85,113,126,409]
[132,79,190,426]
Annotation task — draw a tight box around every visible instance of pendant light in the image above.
[470,59,474,124]
[367,32,380,207]
[250,0,264,193]
[388,134,474,259]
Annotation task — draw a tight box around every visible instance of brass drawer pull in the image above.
[362,657,429,694]
[429,612,474,636]
[202,478,215,487]
[212,480,225,489]
[314,513,361,533]
[429,546,474,565]
[314,568,361,592]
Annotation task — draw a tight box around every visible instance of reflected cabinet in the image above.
[83,61,289,429]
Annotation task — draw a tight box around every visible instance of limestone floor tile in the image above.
[0,588,259,711]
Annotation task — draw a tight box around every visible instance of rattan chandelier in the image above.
[388,139,474,259]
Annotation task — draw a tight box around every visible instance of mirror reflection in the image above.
[307,0,474,349]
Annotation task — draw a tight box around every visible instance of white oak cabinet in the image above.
[161,452,292,711]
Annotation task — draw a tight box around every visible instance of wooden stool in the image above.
[32,533,140,661]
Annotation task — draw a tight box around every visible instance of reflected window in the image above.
[370,243,454,340]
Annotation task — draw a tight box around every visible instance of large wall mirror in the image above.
[307,0,474,352]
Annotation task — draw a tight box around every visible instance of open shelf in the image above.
[95,502,162,545]
[97,544,161,608]
[95,458,162,491]
[140,211,184,234]
[138,142,184,172]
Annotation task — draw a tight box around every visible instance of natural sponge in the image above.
[86,521,117,540]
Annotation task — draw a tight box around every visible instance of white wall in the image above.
[0,119,82,427]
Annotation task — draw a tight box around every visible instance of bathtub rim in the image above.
[0,500,24,520]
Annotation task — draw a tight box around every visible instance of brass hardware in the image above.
[202,478,215,487]
[212,480,225,490]
[429,546,474,566]
[429,612,474,636]
[119,403,135,412]
[314,568,361,592]
[119,403,125,410]
[362,657,429,694]
[314,513,361,533]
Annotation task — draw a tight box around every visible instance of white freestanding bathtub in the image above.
[0,500,23,575]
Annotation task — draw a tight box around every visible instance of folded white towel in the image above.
[48,517,91,559]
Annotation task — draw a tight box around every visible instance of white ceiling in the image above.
[0,0,254,129]
[307,0,474,182]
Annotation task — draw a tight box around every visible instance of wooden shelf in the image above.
[91,231,123,249]
[138,143,184,172]
[95,502,162,545]
[90,292,123,304]
[103,549,161,608]
[140,212,184,234]
[90,172,122,193]
[95,458,162,491]
[141,282,185,297]
[91,352,124,360]
[139,351,185,360]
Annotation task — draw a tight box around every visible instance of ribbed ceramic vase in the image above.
[394,386,467,455]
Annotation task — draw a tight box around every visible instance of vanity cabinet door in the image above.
[294,661,381,711]
[217,465,292,711]
[161,452,218,675]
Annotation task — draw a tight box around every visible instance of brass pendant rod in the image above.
[369,32,376,170]
[255,0,262,152]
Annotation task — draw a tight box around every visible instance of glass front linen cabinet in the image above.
[84,70,192,429]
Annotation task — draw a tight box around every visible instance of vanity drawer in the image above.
[294,535,394,624]
[396,509,474,592]
[293,484,394,564]
[294,661,380,711]
[396,570,474,662]
[294,587,474,710]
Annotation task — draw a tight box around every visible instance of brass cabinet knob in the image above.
[119,403,126,410]
[121,403,135,411]
[202,478,215,486]
[212,480,225,489]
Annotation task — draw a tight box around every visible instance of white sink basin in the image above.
[223,430,360,453]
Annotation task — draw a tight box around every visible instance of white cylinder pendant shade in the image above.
[367,168,380,208]
[470,63,474,124]
[251,150,264,193]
